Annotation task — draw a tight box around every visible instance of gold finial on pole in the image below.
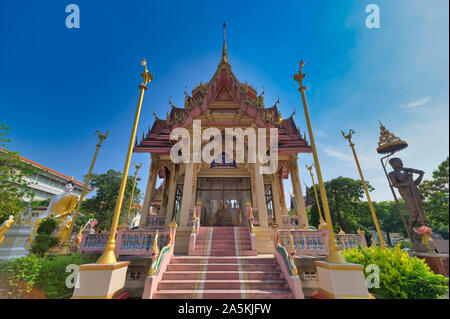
[341,129,387,249]
[305,163,327,230]
[59,130,109,255]
[96,59,152,265]
[294,60,347,264]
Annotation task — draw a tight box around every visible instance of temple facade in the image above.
[133,26,312,254]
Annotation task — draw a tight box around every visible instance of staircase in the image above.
[153,226,294,299]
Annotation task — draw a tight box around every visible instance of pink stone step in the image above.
[167,263,280,272]
[163,271,283,280]
[196,239,251,245]
[170,257,277,264]
[153,289,294,299]
[158,280,288,290]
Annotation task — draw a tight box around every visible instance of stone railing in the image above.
[278,229,329,256]
[277,229,367,257]
[79,228,170,257]
[146,215,166,229]
[335,233,367,250]
[272,225,304,299]
[280,215,301,229]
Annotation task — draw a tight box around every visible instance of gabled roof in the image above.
[134,24,312,156]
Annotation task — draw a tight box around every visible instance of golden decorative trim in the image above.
[315,261,363,271]
[79,261,130,271]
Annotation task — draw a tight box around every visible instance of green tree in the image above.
[0,122,37,224]
[307,176,373,233]
[419,157,449,238]
[80,169,142,232]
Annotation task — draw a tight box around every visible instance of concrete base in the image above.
[413,252,449,277]
[315,261,371,299]
[254,228,274,254]
[72,261,130,299]
[0,225,32,260]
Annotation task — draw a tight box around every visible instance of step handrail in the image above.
[142,221,177,299]
[272,224,305,299]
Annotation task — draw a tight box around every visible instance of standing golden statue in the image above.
[32,180,78,243]
[0,215,14,247]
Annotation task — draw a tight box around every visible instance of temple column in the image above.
[290,155,309,227]
[179,162,194,227]
[139,154,159,228]
[165,164,178,226]
[271,174,283,226]
[253,161,268,227]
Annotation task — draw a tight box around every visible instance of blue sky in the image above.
[1,0,448,204]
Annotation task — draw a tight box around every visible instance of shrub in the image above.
[5,255,44,298]
[3,253,97,299]
[35,253,97,299]
[30,217,59,258]
[342,245,448,299]
[398,239,412,250]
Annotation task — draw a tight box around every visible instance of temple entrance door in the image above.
[196,177,252,227]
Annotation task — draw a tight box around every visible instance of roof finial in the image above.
[221,21,229,64]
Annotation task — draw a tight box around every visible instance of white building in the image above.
[1,147,90,201]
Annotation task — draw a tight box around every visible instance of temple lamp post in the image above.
[341,129,387,249]
[376,122,412,241]
[96,59,152,265]
[294,60,347,264]
[126,162,142,226]
[59,130,109,255]
[305,164,327,230]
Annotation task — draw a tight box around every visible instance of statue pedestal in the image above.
[0,225,32,260]
[314,261,371,299]
[413,252,449,277]
[72,261,130,299]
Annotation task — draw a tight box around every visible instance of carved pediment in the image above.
[209,86,239,108]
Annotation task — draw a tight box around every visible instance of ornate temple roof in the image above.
[134,24,311,156]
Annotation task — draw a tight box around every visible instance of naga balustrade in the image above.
[272,225,304,299]
[79,228,170,257]
[188,203,202,254]
[142,222,178,299]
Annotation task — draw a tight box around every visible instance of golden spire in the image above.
[376,121,408,154]
[220,21,229,64]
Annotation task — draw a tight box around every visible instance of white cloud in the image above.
[322,146,353,162]
[400,97,432,110]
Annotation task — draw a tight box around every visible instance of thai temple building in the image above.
[76,25,368,300]
[133,24,312,255]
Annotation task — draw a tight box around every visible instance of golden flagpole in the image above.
[126,162,142,222]
[96,59,152,265]
[294,60,347,264]
[341,129,387,249]
[59,130,109,255]
[305,164,327,230]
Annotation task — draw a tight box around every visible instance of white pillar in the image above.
[290,155,309,227]
[253,161,268,227]
[179,163,194,227]
[140,155,158,228]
